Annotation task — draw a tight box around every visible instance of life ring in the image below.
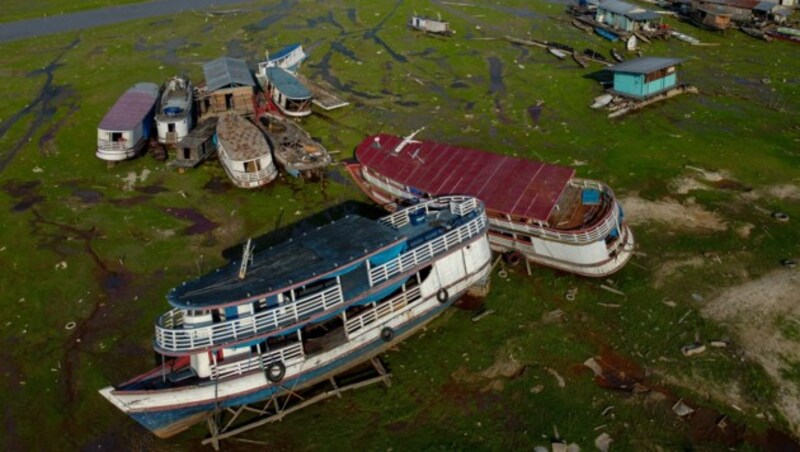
[65,321,76,330]
[497,269,508,278]
[505,251,523,267]
[380,326,395,342]
[436,288,449,303]
[772,211,789,222]
[265,361,286,383]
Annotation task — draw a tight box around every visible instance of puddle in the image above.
[164,207,218,235]
[346,8,359,25]
[136,184,168,195]
[0,38,79,174]
[396,100,420,107]
[245,0,292,32]
[451,81,469,89]
[331,41,361,61]
[488,57,505,94]
[309,49,382,100]
[203,176,231,194]
[2,180,44,212]
[528,104,543,123]
[109,195,151,207]
[226,39,250,60]
[361,0,407,63]
[134,37,191,67]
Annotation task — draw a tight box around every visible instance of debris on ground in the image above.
[471,308,495,322]
[681,343,707,357]
[595,432,613,452]
[600,284,625,296]
[673,398,695,417]
[565,287,578,301]
[547,367,566,388]
[710,340,729,348]
[584,357,602,376]
[692,293,704,302]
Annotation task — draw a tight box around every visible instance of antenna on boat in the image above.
[238,238,254,280]
[392,127,425,155]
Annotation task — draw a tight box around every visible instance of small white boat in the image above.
[257,44,306,77]
[670,30,700,45]
[155,76,193,145]
[626,35,638,51]
[591,93,614,109]
[548,47,568,59]
[409,14,453,36]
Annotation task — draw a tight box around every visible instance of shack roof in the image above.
[177,117,218,149]
[356,134,575,222]
[168,215,402,309]
[608,57,684,74]
[701,0,760,9]
[98,82,159,131]
[203,57,254,91]
[266,67,312,100]
[598,0,660,19]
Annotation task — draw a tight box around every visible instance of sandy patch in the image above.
[701,270,800,436]
[671,176,711,195]
[743,183,800,201]
[736,223,755,238]
[653,256,705,288]
[120,169,151,192]
[621,195,727,231]
[451,347,526,392]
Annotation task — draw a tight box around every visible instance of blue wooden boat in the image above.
[100,196,492,438]
[595,27,620,42]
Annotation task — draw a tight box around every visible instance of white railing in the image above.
[210,342,305,380]
[218,147,278,183]
[378,196,478,229]
[155,285,343,353]
[369,212,486,287]
[345,286,422,336]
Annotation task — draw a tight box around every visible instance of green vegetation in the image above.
[0,0,798,449]
[1,0,146,23]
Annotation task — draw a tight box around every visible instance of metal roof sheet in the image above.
[266,67,312,100]
[98,82,159,131]
[203,56,254,91]
[598,0,659,19]
[356,134,575,222]
[608,56,685,74]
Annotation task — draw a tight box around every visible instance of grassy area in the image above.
[0,0,799,449]
[1,0,146,23]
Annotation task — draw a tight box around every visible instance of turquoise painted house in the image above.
[595,0,662,32]
[608,57,685,99]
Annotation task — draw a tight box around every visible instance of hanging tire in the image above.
[505,251,523,267]
[436,288,449,303]
[265,361,286,383]
[380,326,395,342]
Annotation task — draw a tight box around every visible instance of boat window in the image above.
[111,132,123,142]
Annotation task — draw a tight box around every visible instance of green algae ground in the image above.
[0,0,798,449]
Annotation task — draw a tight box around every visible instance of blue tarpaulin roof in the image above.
[266,67,312,100]
[608,57,685,74]
[203,57,255,91]
[168,215,403,309]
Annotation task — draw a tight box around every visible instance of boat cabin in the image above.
[752,1,791,24]
[692,0,760,22]
[265,67,312,117]
[595,0,662,32]
[607,57,685,100]
[197,57,256,118]
[96,82,159,162]
[156,76,193,145]
[693,5,733,29]
[169,117,218,169]
[409,15,453,35]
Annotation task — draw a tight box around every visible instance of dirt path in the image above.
[702,270,800,437]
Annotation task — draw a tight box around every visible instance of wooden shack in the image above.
[693,0,760,22]
[595,0,662,32]
[169,117,218,169]
[692,5,733,30]
[197,57,256,118]
[608,57,685,99]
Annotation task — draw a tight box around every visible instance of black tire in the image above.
[505,251,523,267]
[380,326,395,342]
[266,361,286,383]
[436,288,449,303]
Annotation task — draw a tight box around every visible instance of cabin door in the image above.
[225,94,234,110]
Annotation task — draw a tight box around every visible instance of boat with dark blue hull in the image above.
[100,196,492,438]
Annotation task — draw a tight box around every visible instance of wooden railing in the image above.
[210,342,304,380]
[155,286,343,353]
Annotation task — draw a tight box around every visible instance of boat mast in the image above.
[238,238,254,280]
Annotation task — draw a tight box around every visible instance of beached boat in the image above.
[572,18,593,32]
[347,133,635,277]
[595,27,620,42]
[740,25,772,42]
[766,27,800,44]
[670,29,700,44]
[548,47,568,59]
[572,51,589,68]
[264,67,313,118]
[155,76,193,146]
[409,14,454,36]
[216,114,278,188]
[259,112,332,179]
[591,93,614,109]
[611,48,625,62]
[96,83,159,162]
[257,44,307,77]
[100,195,492,438]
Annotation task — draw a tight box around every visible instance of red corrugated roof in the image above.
[98,84,159,131]
[356,134,575,221]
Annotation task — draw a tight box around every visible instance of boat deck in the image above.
[547,184,611,230]
[356,134,574,222]
[217,114,271,161]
